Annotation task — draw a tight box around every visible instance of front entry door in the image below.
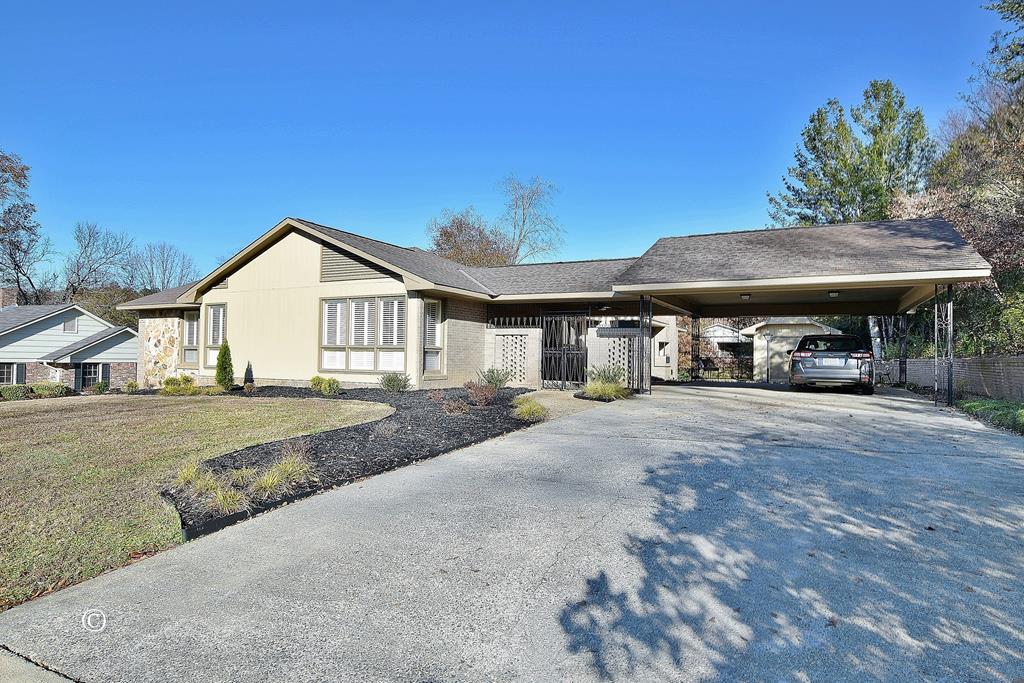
[542,314,588,389]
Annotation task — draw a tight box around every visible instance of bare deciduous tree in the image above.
[127,241,201,291]
[62,222,135,302]
[498,175,564,263]
[0,149,53,304]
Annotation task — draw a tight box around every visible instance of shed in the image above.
[739,317,841,383]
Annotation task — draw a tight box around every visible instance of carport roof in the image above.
[614,219,990,286]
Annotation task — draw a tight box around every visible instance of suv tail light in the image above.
[850,352,872,359]
[792,351,813,358]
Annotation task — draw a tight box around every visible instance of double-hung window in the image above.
[81,363,101,389]
[206,304,226,366]
[319,296,407,372]
[0,363,14,385]
[183,311,199,365]
[422,299,443,373]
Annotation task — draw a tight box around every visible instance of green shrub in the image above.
[378,372,411,392]
[309,375,326,392]
[319,377,342,396]
[478,367,513,389]
[179,374,195,387]
[30,382,69,398]
[124,380,139,394]
[0,385,31,401]
[464,381,497,406]
[582,380,631,401]
[163,376,181,388]
[588,364,626,385]
[92,380,109,395]
[215,341,234,390]
[512,396,548,422]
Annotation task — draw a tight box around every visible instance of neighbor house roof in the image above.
[739,317,841,336]
[118,282,200,309]
[0,304,76,338]
[614,219,991,287]
[39,326,137,362]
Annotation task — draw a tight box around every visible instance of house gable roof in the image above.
[0,304,76,337]
[39,326,137,362]
[614,218,991,287]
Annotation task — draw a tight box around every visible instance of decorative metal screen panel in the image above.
[497,334,528,384]
[542,314,588,390]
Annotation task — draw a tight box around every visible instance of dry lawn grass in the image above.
[0,394,392,609]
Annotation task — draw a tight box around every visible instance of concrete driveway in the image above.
[2,385,1023,681]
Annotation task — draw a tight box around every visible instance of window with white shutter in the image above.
[206,304,226,366]
[422,299,443,374]
[318,296,406,373]
[182,311,199,365]
[350,299,376,347]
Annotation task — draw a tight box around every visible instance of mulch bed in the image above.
[163,386,531,540]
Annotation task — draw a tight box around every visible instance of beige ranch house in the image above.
[119,217,991,392]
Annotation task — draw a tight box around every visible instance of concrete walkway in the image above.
[2,386,1023,681]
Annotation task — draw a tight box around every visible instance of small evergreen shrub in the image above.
[179,374,195,387]
[92,380,109,395]
[309,375,326,392]
[464,381,497,406]
[30,382,69,398]
[319,377,342,396]
[478,367,513,389]
[582,381,631,401]
[512,395,548,422]
[0,385,31,401]
[124,380,139,394]
[215,341,234,390]
[163,376,181,388]
[378,372,411,392]
[588,364,626,385]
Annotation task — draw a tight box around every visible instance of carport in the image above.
[613,219,992,404]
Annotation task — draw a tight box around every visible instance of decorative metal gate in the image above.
[542,313,588,389]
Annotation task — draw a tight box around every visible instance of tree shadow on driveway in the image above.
[559,441,1024,681]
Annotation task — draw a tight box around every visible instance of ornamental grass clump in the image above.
[588,364,626,385]
[582,381,631,401]
[210,486,248,514]
[512,395,548,422]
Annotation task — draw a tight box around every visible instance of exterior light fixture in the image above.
[740,293,751,301]
[828,291,840,298]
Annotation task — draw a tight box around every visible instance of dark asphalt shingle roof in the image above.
[470,258,638,295]
[39,326,135,361]
[614,218,991,285]
[119,282,199,308]
[0,304,75,337]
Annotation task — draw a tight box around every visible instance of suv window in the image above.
[797,336,863,352]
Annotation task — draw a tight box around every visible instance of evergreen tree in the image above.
[215,341,234,390]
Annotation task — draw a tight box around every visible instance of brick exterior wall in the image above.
[0,288,16,308]
[108,362,137,389]
[17,361,137,389]
[420,297,487,389]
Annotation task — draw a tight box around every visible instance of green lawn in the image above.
[0,394,393,609]
[957,397,1024,435]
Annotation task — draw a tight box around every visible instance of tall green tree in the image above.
[767,80,935,226]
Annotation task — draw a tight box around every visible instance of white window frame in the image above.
[0,363,14,385]
[81,363,101,389]
[422,299,444,375]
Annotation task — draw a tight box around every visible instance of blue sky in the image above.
[2,1,1005,273]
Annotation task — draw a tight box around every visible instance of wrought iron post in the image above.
[933,285,940,405]
[945,284,954,407]
[690,315,701,381]
[933,284,956,406]
[898,313,908,386]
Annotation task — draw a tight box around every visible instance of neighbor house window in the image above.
[0,363,14,385]
[206,304,226,366]
[318,296,407,372]
[63,316,78,333]
[182,311,199,365]
[422,299,443,373]
[81,363,101,389]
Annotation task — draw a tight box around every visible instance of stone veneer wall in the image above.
[138,311,194,387]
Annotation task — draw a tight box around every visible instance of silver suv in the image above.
[788,334,874,395]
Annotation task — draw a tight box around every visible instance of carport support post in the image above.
[898,314,908,386]
[932,284,955,407]
[945,284,954,407]
[690,315,701,380]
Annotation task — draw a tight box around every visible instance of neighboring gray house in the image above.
[0,298,138,390]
